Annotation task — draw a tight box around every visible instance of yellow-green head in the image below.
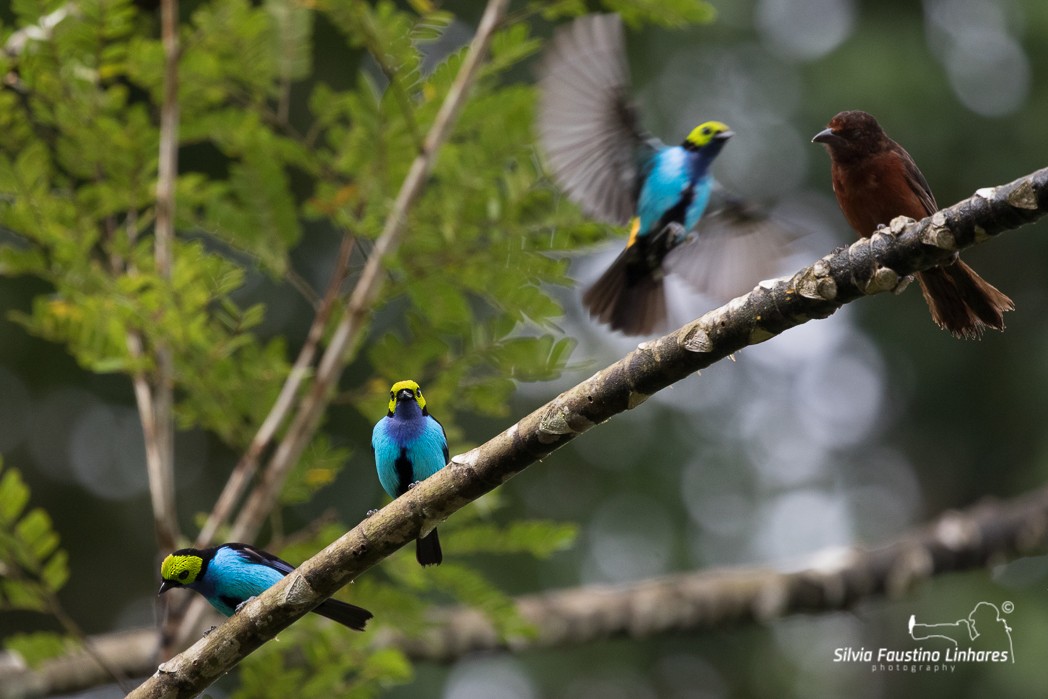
[159,550,205,592]
[387,379,426,415]
[684,121,733,150]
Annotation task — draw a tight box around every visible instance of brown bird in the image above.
[813,110,1013,339]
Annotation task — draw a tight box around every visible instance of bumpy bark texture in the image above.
[115,168,1048,699]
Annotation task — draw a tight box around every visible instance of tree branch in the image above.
[394,485,1048,660]
[7,467,1048,697]
[0,630,152,699]
[122,168,1047,698]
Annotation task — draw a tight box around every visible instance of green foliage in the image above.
[448,520,578,558]
[266,0,314,84]
[603,0,717,27]
[234,620,409,699]
[0,0,607,454]
[0,460,69,613]
[2,632,73,668]
[531,0,717,26]
[0,2,704,694]
[250,500,577,689]
[280,435,350,506]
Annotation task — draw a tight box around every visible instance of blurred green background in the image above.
[3,0,1048,697]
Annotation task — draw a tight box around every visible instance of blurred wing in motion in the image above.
[536,13,660,226]
[666,184,800,300]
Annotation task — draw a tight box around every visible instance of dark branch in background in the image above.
[396,485,1048,660]
[6,439,1048,697]
[123,169,1047,698]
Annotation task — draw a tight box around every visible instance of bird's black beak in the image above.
[158,580,178,595]
[715,130,734,142]
[812,127,842,146]
[396,388,415,402]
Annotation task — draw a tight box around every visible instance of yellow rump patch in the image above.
[626,217,641,248]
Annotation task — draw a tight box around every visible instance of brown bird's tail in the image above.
[916,259,1014,339]
[582,246,666,336]
[416,528,442,566]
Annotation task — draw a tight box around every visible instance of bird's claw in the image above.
[408,481,421,490]
[234,596,257,615]
[365,508,379,518]
[202,625,217,637]
[893,274,914,295]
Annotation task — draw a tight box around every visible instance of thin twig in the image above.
[284,266,322,309]
[139,0,180,555]
[0,554,133,695]
[48,602,132,694]
[127,334,177,553]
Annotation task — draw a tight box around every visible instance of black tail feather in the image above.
[313,599,374,631]
[416,529,442,567]
[582,246,666,336]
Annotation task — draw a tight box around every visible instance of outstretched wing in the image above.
[536,13,660,226]
[666,182,800,300]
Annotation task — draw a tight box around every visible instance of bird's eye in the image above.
[416,389,422,397]
[390,391,395,400]
[178,570,189,580]
[701,126,711,135]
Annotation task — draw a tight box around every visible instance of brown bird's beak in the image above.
[812,127,842,146]
[158,580,178,595]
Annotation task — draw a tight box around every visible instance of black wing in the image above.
[536,13,660,225]
[227,542,295,575]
